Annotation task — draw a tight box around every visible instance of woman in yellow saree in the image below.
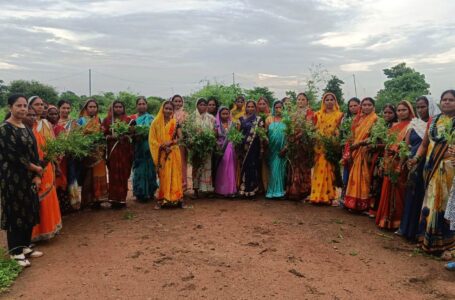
[344,97,378,212]
[309,92,343,205]
[231,95,246,123]
[149,101,184,208]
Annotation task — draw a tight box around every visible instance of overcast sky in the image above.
[0,0,454,100]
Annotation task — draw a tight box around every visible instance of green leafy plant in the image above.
[440,116,455,144]
[369,118,389,146]
[110,120,131,138]
[134,125,150,138]
[226,125,244,146]
[255,126,268,141]
[0,248,22,293]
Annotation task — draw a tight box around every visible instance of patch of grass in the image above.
[349,251,358,256]
[0,248,22,293]
[123,211,135,220]
[410,248,442,261]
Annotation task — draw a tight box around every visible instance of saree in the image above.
[446,176,455,231]
[238,114,264,197]
[149,103,183,204]
[375,120,411,229]
[192,110,215,193]
[231,105,245,123]
[418,114,455,253]
[309,95,343,204]
[102,113,133,204]
[31,119,62,242]
[287,108,315,200]
[174,104,189,190]
[78,110,108,207]
[214,108,237,196]
[344,112,378,211]
[259,112,271,194]
[132,113,158,201]
[55,119,80,213]
[266,115,287,198]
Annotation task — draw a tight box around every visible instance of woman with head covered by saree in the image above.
[171,94,189,191]
[149,101,184,209]
[309,92,343,205]
[77,99,108,208]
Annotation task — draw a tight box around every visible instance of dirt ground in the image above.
[1,196,455,300]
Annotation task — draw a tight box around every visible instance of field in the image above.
[1,196,454,299]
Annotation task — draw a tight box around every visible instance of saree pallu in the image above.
[266,121,286,198]
[78,116,108,207]
[238,115,263,197]
[133,114,158,201]
[309,110,343,204]
[31,124,62,242]
[344,113,378,211]
[418,116,455,253]
[445,176,455,231]
[149,110,183,204]
[215,141,237,196]
[375,121,410,229]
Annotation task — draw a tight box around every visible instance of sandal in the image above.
[10,254,31,267]
[23,247,43,258]
[446,261,455,271]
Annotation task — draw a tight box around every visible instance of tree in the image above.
[244,86,276,104]
[304,80,319,111]
[8,80,59,104]
[285,90,297,102]
[59,90,82,109]
[187,83,243,111]
[0,80,8,106]
[147,96,164,115]
[376,63,430,110]
[323,75,345,104]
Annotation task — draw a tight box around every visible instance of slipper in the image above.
[445,261,455,271]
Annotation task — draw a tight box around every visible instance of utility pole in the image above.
[232,72,235,85]
[89,69,92,96]
[352,74,358,98]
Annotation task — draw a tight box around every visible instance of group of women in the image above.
[1,89,455,271]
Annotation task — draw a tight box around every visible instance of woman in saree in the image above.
[344,97,378,212]
[214,106,237,197]
[27,96,62,242]
[340,97,360,206]
[102,100,133,208]
[172,94,189,191]
[397,96,440,239]
[309,92,343,205]
[265,101,287,198]
[208,97,220,185]
[238,100,265,197]
[409,90,455,255]
[287,92,315,200]
[131,97,158,203]
[149,101,184,208]
[78,99,108,208]
[1,94,43,267]
[375,101,415,229]
[231,95,246,123]
[257,96,271,193]
[191,98,216,198]
[368,104,398,217]
[55,100,80,212]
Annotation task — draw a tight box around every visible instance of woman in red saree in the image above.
[376,101,415,229]
[102,100,133,208]
[344,97,378,212]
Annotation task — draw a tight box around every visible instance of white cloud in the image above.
[0,61,19,70]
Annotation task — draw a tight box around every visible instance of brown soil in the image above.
[2,197,455,299]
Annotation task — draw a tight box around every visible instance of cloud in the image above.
[0,61,19,70]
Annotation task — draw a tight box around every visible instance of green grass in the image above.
[0,248,22,293]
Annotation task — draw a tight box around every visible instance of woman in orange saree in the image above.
[376,101,415,229]
[78,99,108,208]
[27,96,62,242]
[344,97,378,212]
[149,101,184,208]
[309,92,343,205]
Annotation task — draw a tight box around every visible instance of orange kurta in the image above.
[310,93,343,204]
[32,119,62,242]
[344,112,378,211]
[149,103,183,204]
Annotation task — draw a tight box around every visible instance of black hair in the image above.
[171,94,183,102]
[57,99,71,108]
[163,100,174,110]
[361,97,375,106]
[383,103,398,125]
[196,98,208,105]
[441,89,455,100]
[136,96,147,105]
[8,94,27,106]
[297,92,308,99]
[235,95,245,102]
[207,97,219,116]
